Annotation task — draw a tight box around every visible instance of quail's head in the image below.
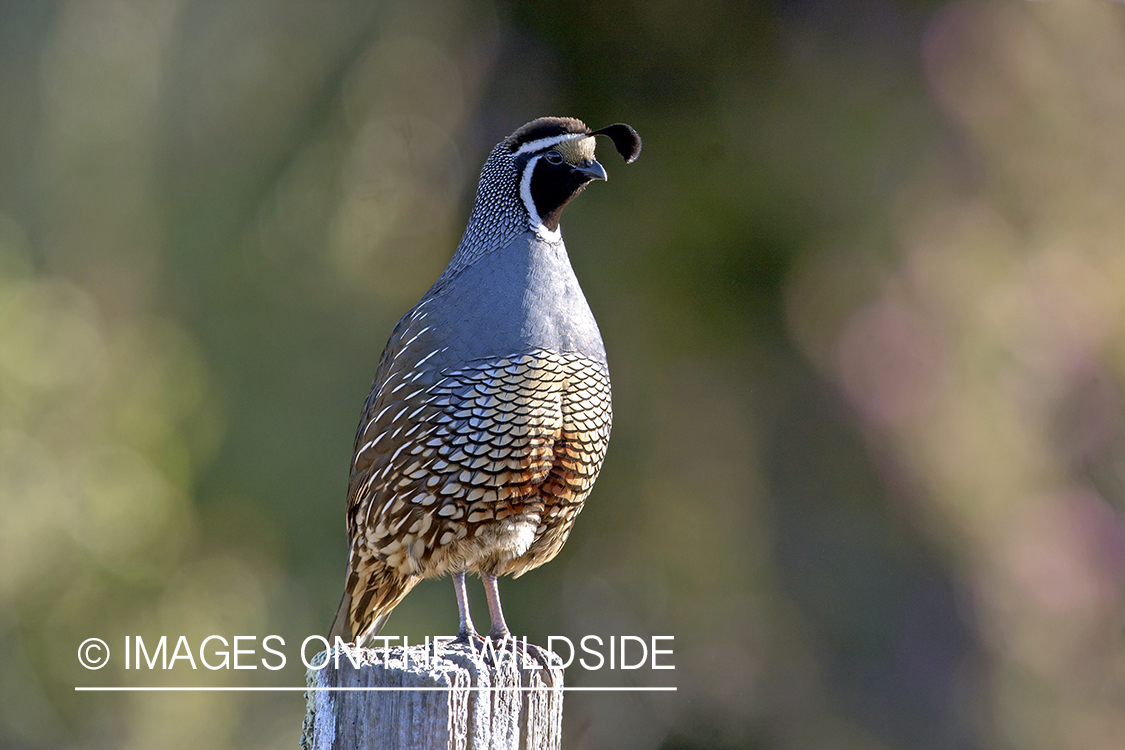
[484,117,641,237]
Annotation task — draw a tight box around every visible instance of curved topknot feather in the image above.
[590,123,642,163]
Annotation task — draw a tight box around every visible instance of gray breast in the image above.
[400,232,607,372]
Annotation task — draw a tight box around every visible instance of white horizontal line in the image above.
[74,686,676,692]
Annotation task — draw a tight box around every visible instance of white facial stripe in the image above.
[519,154,562,243]
[520,154,542,226]
[514,132,587,156]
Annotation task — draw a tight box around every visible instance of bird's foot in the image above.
[479,631,562,686]
[450,629,487,651]
[519,641,563,686]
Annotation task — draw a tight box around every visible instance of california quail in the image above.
[328,117,641,646]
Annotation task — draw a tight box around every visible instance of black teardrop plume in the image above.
[590,123,642,163]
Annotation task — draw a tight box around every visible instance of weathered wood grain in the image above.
[301,641,563,750]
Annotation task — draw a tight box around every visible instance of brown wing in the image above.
[341,347,610,639]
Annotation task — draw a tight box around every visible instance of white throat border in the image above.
[519,154,562,243]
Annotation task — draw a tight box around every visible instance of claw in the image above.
[450,629,488,656]
[487,635,562,687]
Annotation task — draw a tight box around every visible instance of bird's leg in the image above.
[482,572,511,640]
[451,570,482,645]
[482,573,558,681]
[480,572,516,664]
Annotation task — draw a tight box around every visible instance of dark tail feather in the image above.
[328,568,419,647]
[327,590,396,647]
[328,591,353,643]
[356,611,393,648]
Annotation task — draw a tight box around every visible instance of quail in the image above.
[328,116,641,647]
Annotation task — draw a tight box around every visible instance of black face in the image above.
[527,150,597,232]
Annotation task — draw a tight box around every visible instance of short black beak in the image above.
[574,158,608,182]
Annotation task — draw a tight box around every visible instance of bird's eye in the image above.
[544,150,563,165]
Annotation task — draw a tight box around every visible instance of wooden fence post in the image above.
[301,641,564,750]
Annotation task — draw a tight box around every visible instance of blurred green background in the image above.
[3,0,1125,748]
